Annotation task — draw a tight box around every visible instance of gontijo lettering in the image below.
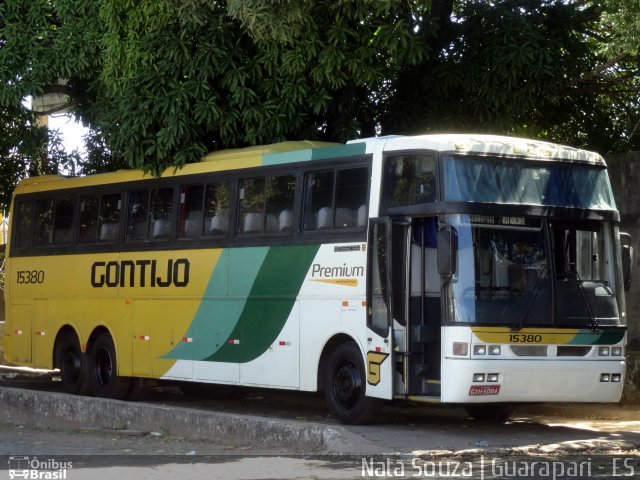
[91,258,190,288]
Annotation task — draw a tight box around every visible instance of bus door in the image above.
[366,218,394,399]
[404,217,442,397]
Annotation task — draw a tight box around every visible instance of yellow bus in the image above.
[3,135,631,424]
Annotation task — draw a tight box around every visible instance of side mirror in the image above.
[620,232,633,292]
[437,226,458,277]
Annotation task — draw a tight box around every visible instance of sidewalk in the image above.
[1,364,637,422]
[0,364,639,456]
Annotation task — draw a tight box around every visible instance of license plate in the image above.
[469,385,500,396]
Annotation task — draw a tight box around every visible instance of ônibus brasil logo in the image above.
[8,457,72,479]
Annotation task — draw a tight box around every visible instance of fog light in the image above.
[488,345,501,355]
[611,347,623,356]
[453,342,469,356]
[600,373,610,382]
[598,347,610,356]
[473,345,487,355]
[473,373,485,382]
[487,373,499,382]
[611,374,621,383]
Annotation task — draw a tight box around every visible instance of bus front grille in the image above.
[510,345,548,356]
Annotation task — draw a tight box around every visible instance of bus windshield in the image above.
[448,214,622,327]
[443,155,616,210]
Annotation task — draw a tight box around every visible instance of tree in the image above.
[0,0,639,211]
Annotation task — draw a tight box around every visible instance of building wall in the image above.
[606,152,640,402]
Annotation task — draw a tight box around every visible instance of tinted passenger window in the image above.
[238,175,295,235]
[80,193,122,243]
[34,199,54,246]
[126,191,149,241]
[14,201,33,249]
[148,188,173,239]
[126,187,173,241]
[34,197,73,245]
[382,154,436,209]
[303,167,369,231]
[98,194,122,242]
[205,182,231,236]
[179,181,231,238]
[79,195,100,242]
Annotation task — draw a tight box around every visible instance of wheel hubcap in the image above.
[333,361,362,409]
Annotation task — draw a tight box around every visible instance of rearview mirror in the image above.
[437,226,458,277]
[620,232,633,292]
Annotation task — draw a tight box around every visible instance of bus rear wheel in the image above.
[465,404,514,422]
[55,333,90,395]
[88,334,132,399]
[323,342,382,425]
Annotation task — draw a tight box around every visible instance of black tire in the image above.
[465,404,514,422]
[87,334,132,399]
[323,342,383,425]
[55,333,91,395]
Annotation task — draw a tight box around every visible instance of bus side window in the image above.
[303,171,334,231]
[238,177,266,234]
[265,175,295,233]
[14,201,34,249]
[238,175,294,235]
[52,198,74,244]
[79,195,100,243]
[34,199,55,246]
[148,187,173,240]
[179,184,205,238]
[382,154,436,210]
[126,190,149,241]
[335,168,368,229]
[98,193,121,242]
[303,167,368,231]
[205,181,231,236]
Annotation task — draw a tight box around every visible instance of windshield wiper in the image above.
[571,267,600,332]
[510,266,546,332]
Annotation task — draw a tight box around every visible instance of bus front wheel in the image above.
[88,334,132,399]
[323,342,382,425]
[55,333,90,395]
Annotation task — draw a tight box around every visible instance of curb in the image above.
[0,386,353,453]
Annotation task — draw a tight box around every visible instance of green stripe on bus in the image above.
[310,143,366,160]
[262,149,313,165]
[204,244,320,363]
[568,328,626,345]
[163,247,269,360]
[261,142,366,166]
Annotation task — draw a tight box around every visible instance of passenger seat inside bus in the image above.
[99,223,119,242]
[335,208,355,228]
[152,218,171,239]
[243,212,262,234]
[279,209,293,232]
[184,212,203,237]
[209,210,228,235]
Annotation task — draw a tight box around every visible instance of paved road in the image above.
[0,424,637,480]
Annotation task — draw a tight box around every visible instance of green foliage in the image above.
[0,104,77,211]
[0,0,638,209]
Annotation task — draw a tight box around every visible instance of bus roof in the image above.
[14,140,360,193]
[348,134,606,165]
[15,134,605,194]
